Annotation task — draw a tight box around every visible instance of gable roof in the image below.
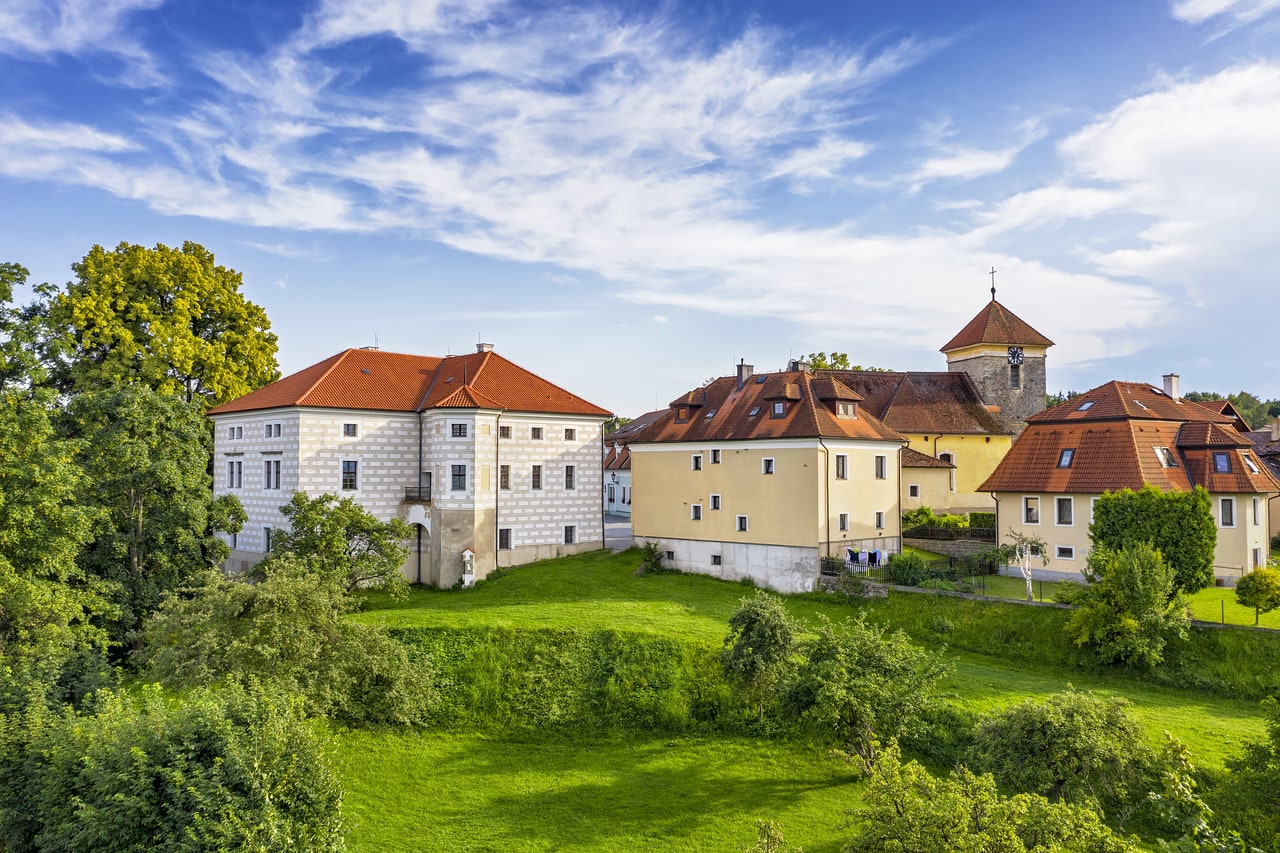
[628,370,905,445]
[605,409,668,444]
[818,370,1012,435]
[207,348,610,417]
[902,447,955,469]
[940,298,1054,352]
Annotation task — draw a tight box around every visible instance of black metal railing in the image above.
[403,486,432,502]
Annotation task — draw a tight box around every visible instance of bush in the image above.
[1090,485,1216,594]
[1235,568,1280,624]
[885,553,927,586]
[969,511,996,529]
[723,593,796,723]
[919,578,955,592]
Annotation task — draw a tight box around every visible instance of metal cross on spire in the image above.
[989,266,997,300]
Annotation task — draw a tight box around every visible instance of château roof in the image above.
[940,298,1054,352]
[818,370,1012,436]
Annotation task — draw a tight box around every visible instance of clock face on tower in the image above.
[1008,346,1024,365]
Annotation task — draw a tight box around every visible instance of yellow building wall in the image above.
[820,444,902,554]
[902,433,1009,512]
[902,467,954,515]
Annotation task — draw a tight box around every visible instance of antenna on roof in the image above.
[989,266,997,300]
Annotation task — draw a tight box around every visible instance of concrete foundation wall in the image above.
[634,536,819,593]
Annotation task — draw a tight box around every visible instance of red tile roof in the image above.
[902,447,954,468]
[940,299,1054,351]
[630,370,905,445]
[207,348,610,417]
[604,443,631,471]
[605,409,668,443]
[819,370,1012,435]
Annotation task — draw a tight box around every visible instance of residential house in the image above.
[628,362,907,592]
[1242,417,1280,542]
[979,376,1280,581]
[602,409,666,517]
[207,344,611,587]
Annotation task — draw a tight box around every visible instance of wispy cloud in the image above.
[0,0,164,84]
[1170,0,1280,24]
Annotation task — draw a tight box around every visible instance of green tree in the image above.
[1234,569,1280,625]
[722,593,797,723]
[145,555,436,725]
[972,689,1156,815]
[1090,485,1217,595]
[1066,543,1190,669]
[0,263,51,390]
[847,741,1140,853]
[0,684,344,852]
[71,384,243,651]
[267,491,411,596]
[805,352,890,371]
[1152,734,1262,853]
[603,415,632,434]
[1001,529,1049,602]
[46,241,279,407]
[785,615,948,764]
[743,820,803,853]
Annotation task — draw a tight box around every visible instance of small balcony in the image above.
[403,486,432,503]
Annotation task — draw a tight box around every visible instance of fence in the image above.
[901,525,997,542]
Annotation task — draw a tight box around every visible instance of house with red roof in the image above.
[626,361,907,592]
[207,344,611,586]
[601,409,666,517]
[979,375,1280,582]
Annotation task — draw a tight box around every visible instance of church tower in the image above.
[941,287,1053,434]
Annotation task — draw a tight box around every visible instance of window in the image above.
[263,527,272,552]
[1056,546,1075,559]
[228,425,242,440]
[704,409,716,420]
[564,465,575,490]
[835,454,848,480]
[531,465,543,490]
[1213,452,1231,474]
[499,464,510,490]
[265,423,281,438]
[939,452,956,491]
[691,454,703,471]
[1055,497,1073,526]
[665,551,674,561]
[498,529,512,550]
[710,494,721,510]
[229,532,237,550]
[341,460,358,490]
[875,511,885,530]
[771,401,786,418]
[343,423,358,437]
[1010,363,1021,389]
[748,407,760,417]
[1244,453,1261,474]
[1057,449,1075,468]
[1155,447,1178,468]
[762,458,774,475]
[1254,496,1261,526]
[908,484,920,498]
[1090,497,1099,523]
[874,455,887,479]
[1023,496,1040,524]
[263,459,281,490]
[1255,548,1265,569]
[839,512,849,531]
[451,423,468,438]
[1220,497,1235,527]
[451,464,466,491]
[499,425,511,439]
[736,515,749,532]
[691,504,702,521]
[1076,401,1096,411]
[227,460,242,489]
[676,408,689,423]
[531,427,543,440]
[564,428,576,441]
[710,449,721,464]
[563,525,576,545]
[711,555,722,566]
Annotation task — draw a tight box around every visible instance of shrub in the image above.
[722,593,797,723]
[969,511,996,529]
[1090,484,1216,594]
[885,553,927,586]
[1235,568,1280,625]
[919,578,955,592]
[635,541,668,575]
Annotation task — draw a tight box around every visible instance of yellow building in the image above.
[629,363,906,592]
[980,377,1280,582]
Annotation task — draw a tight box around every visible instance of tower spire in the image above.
[989,266,997,301]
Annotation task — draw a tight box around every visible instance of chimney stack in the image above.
[1162,373,1180,401]
[476,342,494,353]
[736,359,754,390]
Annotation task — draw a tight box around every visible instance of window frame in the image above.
[711,554,722,566]
[531,465,543,490]
[1055,496,1074,527]
[1055,545,1075,560]
[1253,496,1261,526]
[710,449,721,464]
[564,465,576,490]
[691,504,702,521]
[1213,452,1232,474]
[263,458,281,491]
[499,425,511,439]
[691,454,703,471]
[1023,495,1041,525]
[838,512,849,531]
[874,455,887,479]
[1057,448,1075,468]
[710,493,721,511]
[563,525,576,545]
[564,428,576,441]
[1220,496,1236,528]
[761,457,774,475]
[499,464,510,490]
[530,426,544,440]
[498,528,512,550]
[451,422,468,438]
[227,460,242,489]
[875,511,885,530]
[342,423,358,438]
[736,515,749,532]
[450,464,467,491]
[1009,363,1021,389]
[908,484,920,498]
[835,454,848,480]
[341,460,358,490]
[771,401,786,418]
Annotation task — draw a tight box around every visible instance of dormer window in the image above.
[1213,452,1231,474]
[1155,447,1178,468]
[1057,449,1075,468]
[771,401,786,419]
[836,401,856,418]
[676,407,689,423]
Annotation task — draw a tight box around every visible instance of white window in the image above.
[737,515,749,532]
[835,454,848,480]
[691,454,703,471]
[711,554,722,566]
[451,423,468,438]
[908,484,920,498]
[564,465,575,490]
[1024,496,1040,524]
[1255,548,1265,569]
[762,458,774,475]
[1220,497,1236,527]
[451,464,467,491]
[1155,447,1178,468]
[1057,449,1075,468]
[563,525,576,545]
[1253,496,1261,526]
[228,425,243,440]
[498,528,512,550]
[343,423,358,437]
[691,504,702,521]
[771,401,786,418]
[710,494,721,511]
[939,452,956,491]
[265,423,282,438]
[710,449,721,464]
[564,428,576,441]
[341,460,357,490]
[263,526,272,553]
[875,511,885,530]
[874,455,887,479]
[531,465,543,490]
[1056,546,1075,559]
[263,459,281,490]
[839,512,849,531]
[1055,497,1074,526]
[531,427,544,440]
[1214,452,1232,474]
[1243,453,1261,474]
[1090,497,1099,523]
[227,460,242,489]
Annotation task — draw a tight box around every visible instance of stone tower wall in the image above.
[948,353,1046,432]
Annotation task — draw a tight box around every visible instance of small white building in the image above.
[207,344,611,587]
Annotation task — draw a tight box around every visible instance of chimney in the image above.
[1162,373,1180,401]
[736,359,754,390]
[476,342,494,353]
[788,358,811,374]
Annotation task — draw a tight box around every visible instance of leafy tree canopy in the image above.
[804,352,890,371]
[1235,568,1280,626]
[1090,485,1216,595]
[723,592,797,722]
[0,263,51,390]
[46,241,279,407]
[1183,390,1280,430]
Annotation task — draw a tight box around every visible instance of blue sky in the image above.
[3,0,1280,417]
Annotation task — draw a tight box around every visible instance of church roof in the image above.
[940,298,1054,352]
[817,370,1012,435]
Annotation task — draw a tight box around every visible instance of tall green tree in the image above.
[1090,485,1217,594]
[46,241,279,407]
[804,352,891,371]
[70,384,244,650]
[266,492,411,596]
[1234,568,1280,626]
[0,263,53,390]
[722,593,797,723]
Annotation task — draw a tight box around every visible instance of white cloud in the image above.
[1170,0,1280,24]
[0,0,164,84]
[651,315,669,324]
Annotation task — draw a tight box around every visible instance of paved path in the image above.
[604,513,632,552]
